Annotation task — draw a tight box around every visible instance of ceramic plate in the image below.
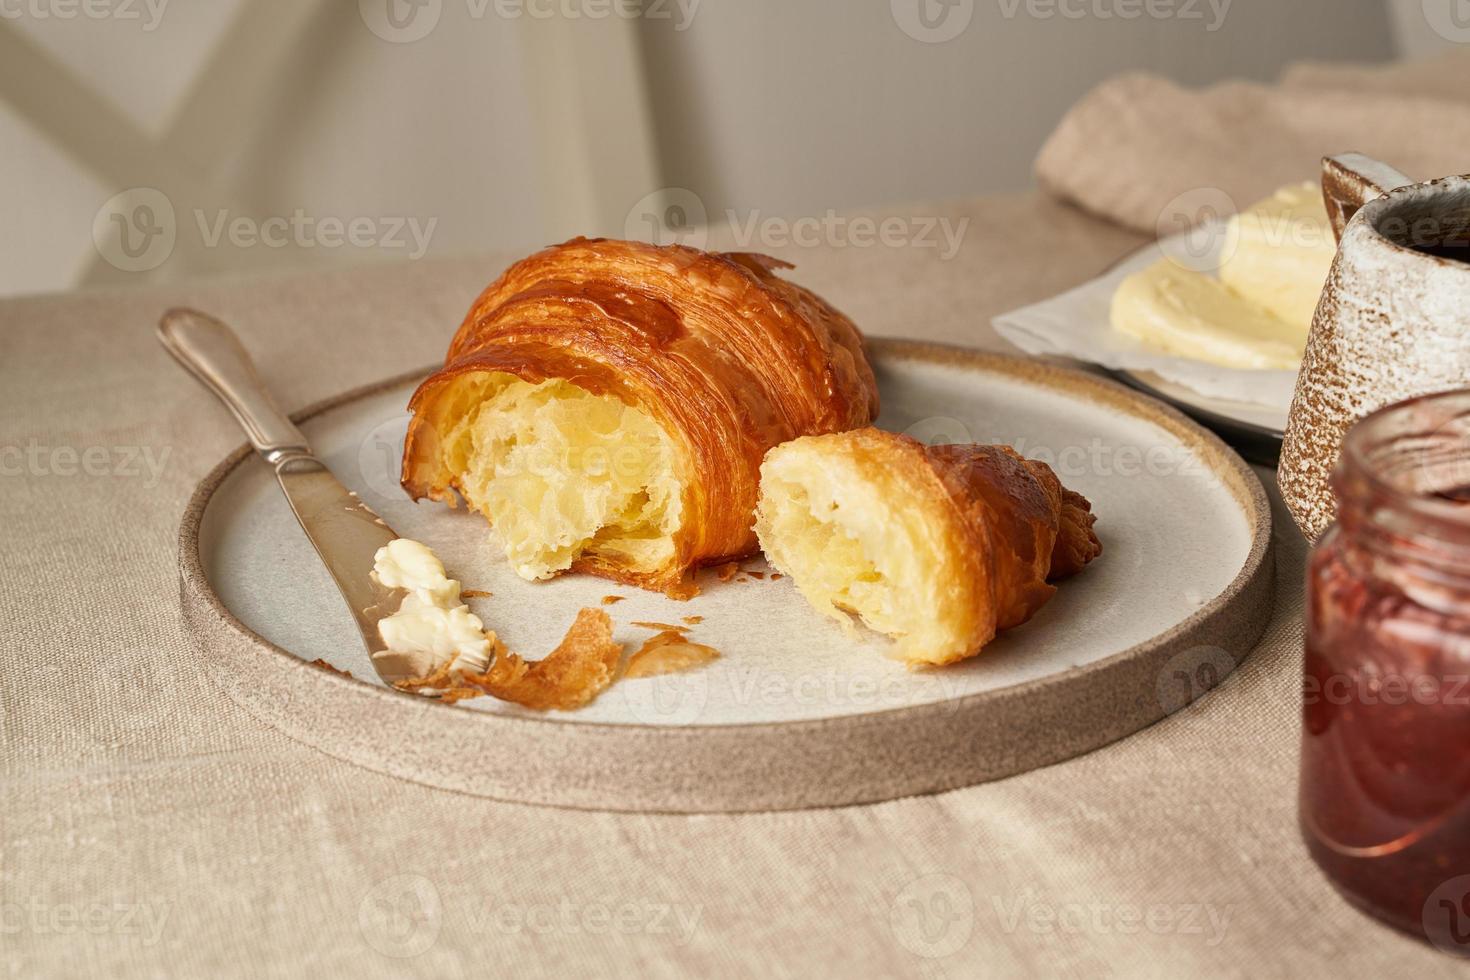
[180,340,1275,812]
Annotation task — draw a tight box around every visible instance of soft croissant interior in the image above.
[437,373,684,581]
[755,447,959,662]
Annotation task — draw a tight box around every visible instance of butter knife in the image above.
[158,308,421,688]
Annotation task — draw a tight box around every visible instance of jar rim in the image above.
[1337,388,1470,543]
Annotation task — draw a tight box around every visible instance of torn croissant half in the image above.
[754,428,1102,667]
[401,238,879,598]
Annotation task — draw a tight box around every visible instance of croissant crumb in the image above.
[440,374,683,581]
[395,608,624,711]
[623,630,720,679]
[756,436,943,661]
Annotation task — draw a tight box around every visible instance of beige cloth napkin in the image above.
[1036,51,1470,233]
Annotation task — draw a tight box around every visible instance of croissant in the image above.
[754,428,1102,667]
[401,238,879,598]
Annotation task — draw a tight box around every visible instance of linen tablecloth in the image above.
[3,192,1459,977]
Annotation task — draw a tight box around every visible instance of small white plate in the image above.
[993,231,1299,451]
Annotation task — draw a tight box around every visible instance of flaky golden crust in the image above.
[925,443,1101,645]
[395,607,623,711]
[402,238,879,596]
[1049,486,1104,581]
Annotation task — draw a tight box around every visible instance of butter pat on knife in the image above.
[371,539,494,679]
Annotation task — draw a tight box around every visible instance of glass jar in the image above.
[1301,389,1470,954]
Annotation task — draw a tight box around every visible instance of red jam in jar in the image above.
[1302,390,1470,954]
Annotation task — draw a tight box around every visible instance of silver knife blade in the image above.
[157,307,418,689]
[274,456,401,649]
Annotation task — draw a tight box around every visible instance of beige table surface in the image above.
[3,193,1458,977]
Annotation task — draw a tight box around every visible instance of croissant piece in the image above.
[754,428,1101,667]
[402,238,879,598]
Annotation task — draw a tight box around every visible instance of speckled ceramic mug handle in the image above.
[1322,153,1415,241]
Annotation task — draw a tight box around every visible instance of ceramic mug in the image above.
[1279,153,1470,540]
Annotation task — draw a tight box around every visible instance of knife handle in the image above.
[157,308,312,465]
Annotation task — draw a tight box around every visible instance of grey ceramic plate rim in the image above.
[1115,368,1288,439]
[1110,369,1287,467]
[176,338,1276,812]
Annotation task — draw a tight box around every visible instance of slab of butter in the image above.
[1219,181,1337,330]
[1110,258,1306,371]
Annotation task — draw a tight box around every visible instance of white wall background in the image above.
[637,0,1396,219]
[0,0,1421,298]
